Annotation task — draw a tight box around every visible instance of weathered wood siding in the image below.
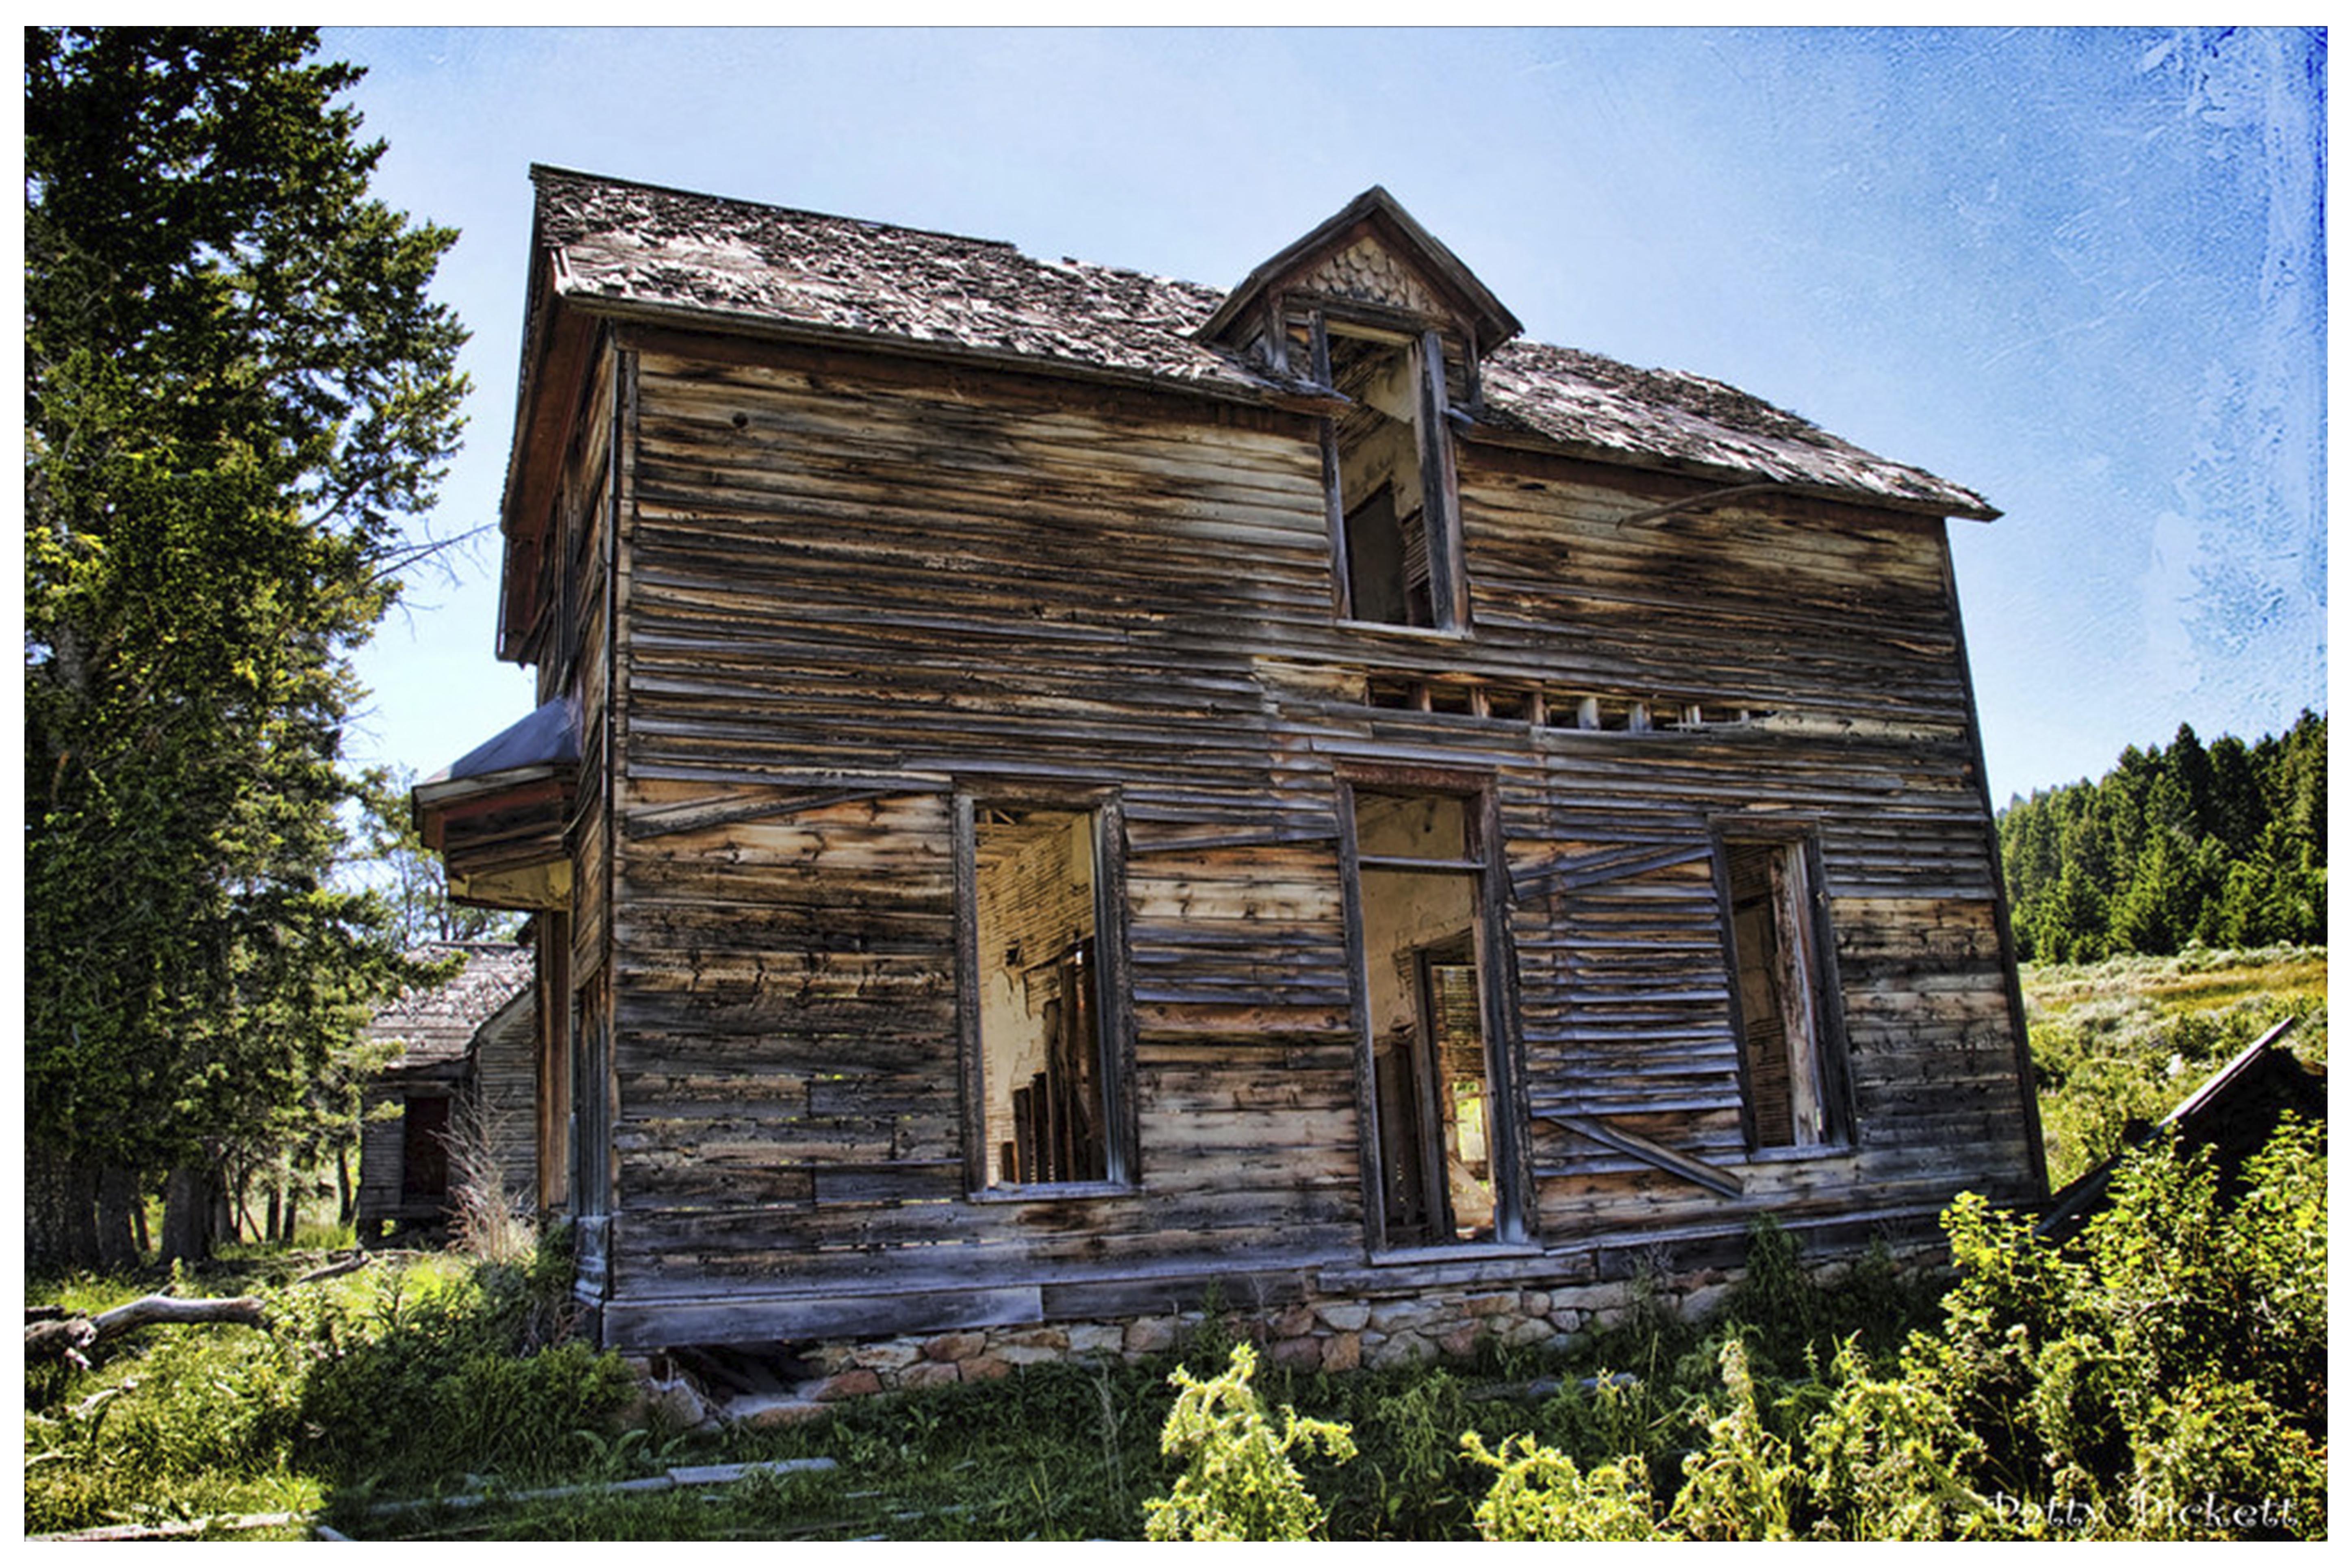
[528,337,625,1231]
[473,991,540,1206]
[354,1085,417,1236]
[578,323,2035,1337]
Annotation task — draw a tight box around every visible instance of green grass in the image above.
[28,945,2323,1539]
[25,1226,1927,1541]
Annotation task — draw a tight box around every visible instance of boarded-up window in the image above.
[1722,836,1840,1149]
[975,806,1111,1187]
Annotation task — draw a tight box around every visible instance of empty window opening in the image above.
[1482,687,1533,723]
[1331,328,1457,629]
[1354,791,1497,1245]
[1656,704,1705,731]
[1534,694,1776,734]
[1724,838,1833,1149]
[1359,678,1539,724]
[976,807,1108,1186]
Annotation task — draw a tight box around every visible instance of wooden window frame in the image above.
[954,786,1138,1197]
[1336,764,1531,1251]
[537,910,573,1214]
[1709,821,1856,1153]
[1316,307,1471,635]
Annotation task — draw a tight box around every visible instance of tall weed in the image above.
[1462,1432,1661,1541]
[1143,1343,1356,1541]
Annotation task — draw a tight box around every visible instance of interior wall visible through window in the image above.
[1723,837,1834,1149]
[975,806,1108,1187]
[1352,790,1497,1244]
[1329,326,1453,629]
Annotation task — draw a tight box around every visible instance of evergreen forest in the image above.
[1997,712,2326,963]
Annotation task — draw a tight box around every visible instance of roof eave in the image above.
[1452,420,2001,523]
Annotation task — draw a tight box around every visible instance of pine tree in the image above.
[1996,715,2326,964]
[25,28,469,1266]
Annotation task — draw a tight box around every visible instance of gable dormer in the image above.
[1198,185,1521,404]
[1205,189,1521,634]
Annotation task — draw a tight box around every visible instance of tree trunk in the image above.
[265,1179,282,1247]
[337,1146,354,1225]
[26,1292,269,1363]
[229,1164,253,1244]
[96,1165,141,1270]
[160,1162,218,1265]
[211,1171,236,1250]
[25,1143,102,1272]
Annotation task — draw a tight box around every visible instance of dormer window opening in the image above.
[1325,321,1466,632]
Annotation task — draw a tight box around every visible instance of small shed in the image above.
[2036,1018,2326,1242]
[356,941,537,1243]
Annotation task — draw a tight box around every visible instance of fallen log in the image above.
[25,1294,269,1366]
[31,1511,307,1542]
[295,1251,370,1285]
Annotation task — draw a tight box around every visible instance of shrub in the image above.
[1881,1120,2326,1539]
[1666,1338,1802,1540]
[1802,1337,1994,1540]
[1143,1343,1356,1541]
[293,1244,634,1491]
[1462,1432,1660,1541]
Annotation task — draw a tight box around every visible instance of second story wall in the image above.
[576,322,2037,1331]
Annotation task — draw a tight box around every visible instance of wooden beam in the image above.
[622,786,903,841]
[1542,1112,1745,1199]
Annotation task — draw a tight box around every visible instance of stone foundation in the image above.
[622,1245,1946,1429]
[630,1260,1853,1438]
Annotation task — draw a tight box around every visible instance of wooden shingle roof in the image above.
[519,165,1995,529]
[533,166,1278,394]
[366,941,535,1072]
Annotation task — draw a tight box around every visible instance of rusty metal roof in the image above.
[528,165,1994,519]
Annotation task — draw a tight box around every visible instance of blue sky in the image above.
[323,25,2327,805]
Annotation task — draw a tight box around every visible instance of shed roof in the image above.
[519,165,1995,522]
[421,696,579,787]
[2035,1017,2325,1242]
[367,941,536,1072]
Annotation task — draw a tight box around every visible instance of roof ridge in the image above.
[518,167,1996,520]
[531,163,1023,254]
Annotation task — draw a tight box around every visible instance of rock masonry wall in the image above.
[628,1250,1935,1430]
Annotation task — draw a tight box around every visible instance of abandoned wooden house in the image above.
[416,167,2046,1367]
[356,940,536,1243]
